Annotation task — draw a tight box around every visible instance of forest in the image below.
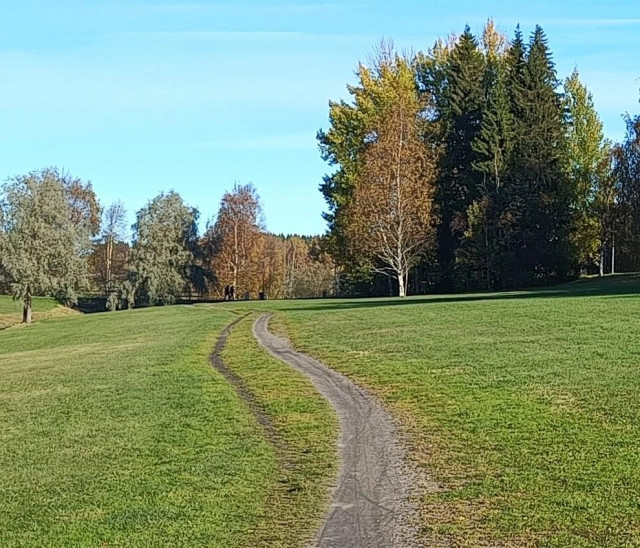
[0,175,334,322]
[1,22,640,314]
[319,22,640,295]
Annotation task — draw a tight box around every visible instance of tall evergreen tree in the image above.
[474,24,514,190]
[460,27,514,288]
[505,26,528,130]
[436,26,486,291]
[506,26,573,284]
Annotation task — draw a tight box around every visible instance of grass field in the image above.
[0,306,272,546]
[257,275,640,547]
[0,295,77,329]
[0,304,334,547]
[221,314,337,546]
[0,295,59,314]
[3,276,640,547]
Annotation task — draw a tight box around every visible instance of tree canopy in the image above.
[3,21,640,307]
[318,22,636,295]
[125,191,204,306]
[0,168,98,322]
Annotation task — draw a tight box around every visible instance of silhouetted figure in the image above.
[224,285,230,301]
[229,285,235,301]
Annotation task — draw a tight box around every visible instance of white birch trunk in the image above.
[397,271,406,297]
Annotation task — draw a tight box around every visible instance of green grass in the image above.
[0,306,279,547]
[227,275,640,547]
[0,295,59,314]
[0,295,76,329]
[1,303,338,547]
[6,276,640,547]
[221,314,338,546]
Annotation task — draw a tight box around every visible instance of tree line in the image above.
[0,174,334,322]
[3,21,640,315]
[319,22,640,296]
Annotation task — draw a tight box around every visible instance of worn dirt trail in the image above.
[210,314,281,445]
[253,314,425,548]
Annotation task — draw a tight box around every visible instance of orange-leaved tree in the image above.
[346,53,439,297]
[206,183,264,298]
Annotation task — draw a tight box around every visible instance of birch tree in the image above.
[206,183,264,297]
[593,148,617,276]
[100,200,127,293]
[564,69,608,271]
[348,61,439,297]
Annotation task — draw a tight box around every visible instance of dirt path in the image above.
[253,314,425,548]
[210,314,281,447]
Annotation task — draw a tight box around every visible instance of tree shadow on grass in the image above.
[279,274,640,313]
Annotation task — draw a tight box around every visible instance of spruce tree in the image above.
[503,26,572,284]
[474,61,514,193]
[505,26,528,132]
[526,26,572,280]
[436,26,485,291]
[462,41,514,288]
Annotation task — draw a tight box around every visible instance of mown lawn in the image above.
[0,306,279,547]
[0,295,77,329]
[221,313,338,547]
[243,275,640,547]
[0,295,59,314]
[6,276,640,547]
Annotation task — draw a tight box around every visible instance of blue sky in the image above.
[1,1,638,236]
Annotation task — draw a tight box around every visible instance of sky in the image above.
[1,1,638,237]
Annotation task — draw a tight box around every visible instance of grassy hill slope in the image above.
[0,306,277,547]
[5,275,640,547]
[0,295,77,329]
[254,275,640,547]
[0,303,337,548]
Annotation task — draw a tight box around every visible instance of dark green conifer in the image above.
[517,26,572,282]
[436,26,486,291]
[462,45,514,288]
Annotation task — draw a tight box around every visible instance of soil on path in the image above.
[253,314,426,548]
[210,314,280,446]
